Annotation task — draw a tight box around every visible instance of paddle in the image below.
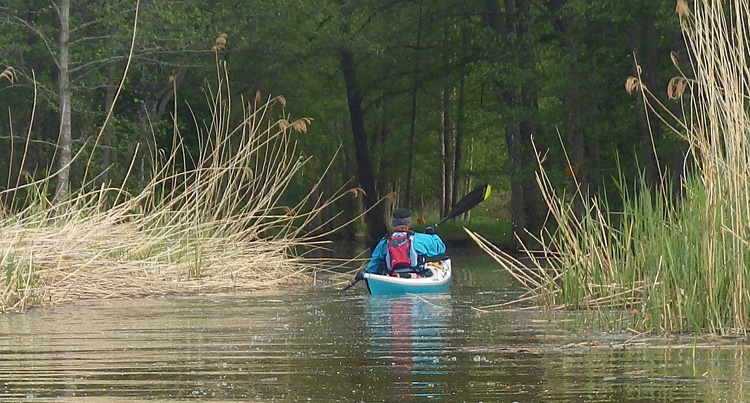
[342,183,492,292]
[434,183,492,227]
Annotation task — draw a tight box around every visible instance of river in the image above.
[1,248,749,402]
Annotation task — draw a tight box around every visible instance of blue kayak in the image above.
[364,259,452,295]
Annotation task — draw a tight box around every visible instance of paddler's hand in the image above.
[424,226,436,235]
[354,271,364,282]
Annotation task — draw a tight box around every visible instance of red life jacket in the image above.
[386,230,417,271]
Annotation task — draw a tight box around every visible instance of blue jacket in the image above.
[364,232,446,274]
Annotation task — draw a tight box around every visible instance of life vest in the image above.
[385,230,418,272]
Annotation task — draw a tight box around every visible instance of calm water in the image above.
[2,249,750,402]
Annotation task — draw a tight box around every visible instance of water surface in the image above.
[1,249,749,402]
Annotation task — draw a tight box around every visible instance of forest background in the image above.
[0,0,685,249]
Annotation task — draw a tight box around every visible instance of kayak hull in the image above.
[364,259,452,295]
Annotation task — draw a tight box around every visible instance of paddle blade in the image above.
[436,184,491,226]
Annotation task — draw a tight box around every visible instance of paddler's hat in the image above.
[392,208,411,228]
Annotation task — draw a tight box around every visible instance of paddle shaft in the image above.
[342,279,360,292]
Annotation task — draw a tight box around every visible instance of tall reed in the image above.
[470,1,750,335]
[0,64,343,312]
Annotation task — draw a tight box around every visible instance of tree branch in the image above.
[7,68,58,99]
[0,15,59,69]
[70,8,137,35]
[49,0,61,19]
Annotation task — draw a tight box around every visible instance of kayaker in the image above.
[354,208,446,281]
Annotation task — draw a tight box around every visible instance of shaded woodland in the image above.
[0,0,685,247]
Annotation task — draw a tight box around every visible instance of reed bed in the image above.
[470,1,750,335]
[0,65,341,312]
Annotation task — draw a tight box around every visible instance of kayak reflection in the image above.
[365,294,451,399]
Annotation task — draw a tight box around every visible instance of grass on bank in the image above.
[0,65,344,312]
[412,188,513,248]
[413,217,513,249]
[469,0,750,335]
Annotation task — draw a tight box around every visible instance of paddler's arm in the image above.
[412,232,446,257]
[364,238,387,274]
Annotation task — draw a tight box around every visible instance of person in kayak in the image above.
[354,208,446,281]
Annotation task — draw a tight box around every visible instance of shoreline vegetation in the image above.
[470,1,750,335]
[0,63,344,312]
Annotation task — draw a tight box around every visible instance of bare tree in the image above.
[53,0,72,204]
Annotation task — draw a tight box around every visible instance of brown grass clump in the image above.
[0,64,342,312]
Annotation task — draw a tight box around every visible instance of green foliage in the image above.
[422,217,513,249]
[0,0,690,246]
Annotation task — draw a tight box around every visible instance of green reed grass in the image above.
[0,63,345,312]
[470,0,750,335]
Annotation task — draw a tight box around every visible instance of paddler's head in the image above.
[392,208,411,232]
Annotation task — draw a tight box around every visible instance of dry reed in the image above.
[0,63,342,312]
[471,1,750,335]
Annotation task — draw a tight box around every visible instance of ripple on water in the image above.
[0,254,749,401]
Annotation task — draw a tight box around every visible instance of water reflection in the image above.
[365,294,451,400]
[3,251,750,401]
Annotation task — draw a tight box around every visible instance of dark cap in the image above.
[392,208,411,228]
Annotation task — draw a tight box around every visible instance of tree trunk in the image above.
[439,19,455,217]
[340,48,387,244]
[584,21,601,197]
[53,0,72,204]
[550,7,588,219]
[563,79,587,218]
[502,98,527,240]
[101,78,116,185]
[452,60,467,210]
[464,134,475,220]
[439,89,447,216]
[375,93,392,214]
[99,2,120,186]
[441,85,453,217]
[484,0,545,248]
[405,0,423,208]
[519,89,545,238]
